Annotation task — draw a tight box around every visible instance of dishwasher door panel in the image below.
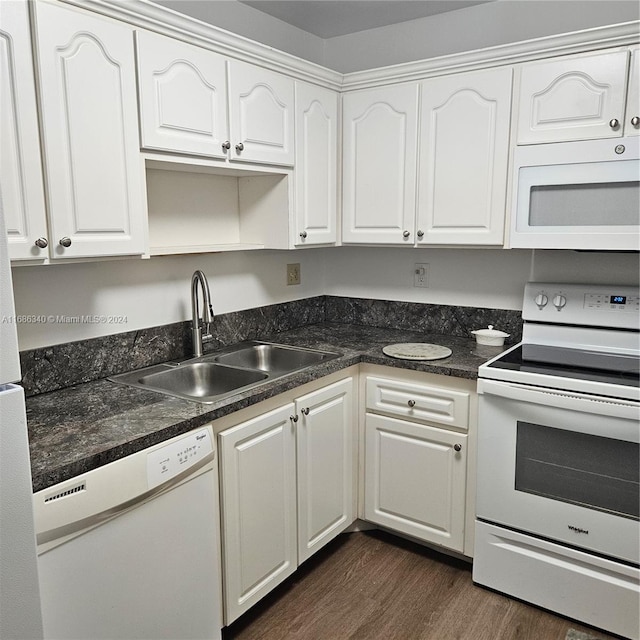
[38,467,221,640]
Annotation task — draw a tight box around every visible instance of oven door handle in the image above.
[478,379,639,420]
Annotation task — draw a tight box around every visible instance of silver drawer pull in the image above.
[407,399,415,408]
[454,444,462,452]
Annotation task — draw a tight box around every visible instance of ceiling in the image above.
[203,1,495,39]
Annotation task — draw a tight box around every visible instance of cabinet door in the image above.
[33,2,145,259]
[342,84,418,244]
[364,413,467,552]
[516,50,629,144]
[296,378,354,564]
[219,404,297,624]
[1,0,48,262]
[417,68,512,245]
[624,47,639,137]
[228,60,294,166]
[136,30,229,158]
[293,82,338,247]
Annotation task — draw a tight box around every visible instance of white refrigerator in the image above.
[0,197,44,638]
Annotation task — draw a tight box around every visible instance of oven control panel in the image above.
[523,283,640,329]
[584,293,640,311]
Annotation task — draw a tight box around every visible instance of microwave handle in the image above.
[478,379,639,421]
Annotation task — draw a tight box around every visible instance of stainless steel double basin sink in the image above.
[110,341,340,404]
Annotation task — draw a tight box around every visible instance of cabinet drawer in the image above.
[366,376,469,430]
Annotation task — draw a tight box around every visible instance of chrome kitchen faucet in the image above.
[191,270,214,357]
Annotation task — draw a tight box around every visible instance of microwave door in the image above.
[509,137,640,250]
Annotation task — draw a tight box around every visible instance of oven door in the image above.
[509,136,640,250]
[476,379,639,564]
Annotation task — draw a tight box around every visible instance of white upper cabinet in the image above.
[625,47,640,136]
[516,49,631,144]
[293,82,338,247]
[1,0,48,262]
[228,60,294,166]
[136,30,229,158]
[342,84,419,244]
[417,67,513,245]
[33,1,146,259]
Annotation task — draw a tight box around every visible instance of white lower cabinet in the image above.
[365,414,467,552]
[219,403,297,624]
[362,370,475,555]
[295,379,354,563]
[219,376,355,623]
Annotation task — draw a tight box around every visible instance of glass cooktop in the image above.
[487,344,640,389]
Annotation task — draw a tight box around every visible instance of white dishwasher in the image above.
[33,425,222,640]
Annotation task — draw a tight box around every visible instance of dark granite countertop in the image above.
[27,322,504,492]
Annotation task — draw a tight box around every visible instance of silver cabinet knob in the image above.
[299,231,308,239]
[454,444,462,452]
[402,230,410,239]
[301,407,310,416]
[222,140,231,151]
[34,237,48,249]
[290,414,299,423]
[235,142,244,152]
[59,237,72,248]
[609,118,620,129]
[631,116,640,127]
[416,230,424,239]
[407,399,415,408]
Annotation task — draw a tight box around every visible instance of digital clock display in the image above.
[610,295,627,304]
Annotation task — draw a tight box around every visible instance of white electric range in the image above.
[473,282,639,640]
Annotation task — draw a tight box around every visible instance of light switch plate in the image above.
[414,263,429,288]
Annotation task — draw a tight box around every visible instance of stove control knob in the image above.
[553,294,567,310]
[534,293,548,309]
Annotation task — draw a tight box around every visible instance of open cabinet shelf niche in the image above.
[145,158,292,256]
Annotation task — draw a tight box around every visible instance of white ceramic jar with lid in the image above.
[471,325,510,346]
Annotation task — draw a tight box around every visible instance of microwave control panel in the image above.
[523,282,640,329]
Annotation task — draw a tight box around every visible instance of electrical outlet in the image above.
[287,263,301,286]
[413,263,429,288]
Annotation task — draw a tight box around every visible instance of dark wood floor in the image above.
[222,530,620,640]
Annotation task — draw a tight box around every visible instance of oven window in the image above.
[529,181,640,227]
[515,422,639,520]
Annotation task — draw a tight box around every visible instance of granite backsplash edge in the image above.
[20,295,522,397]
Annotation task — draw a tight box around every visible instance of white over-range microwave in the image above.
[509,136,639,250]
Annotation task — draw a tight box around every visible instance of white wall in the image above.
[530,249,640,285]
[153,0,639,73]
[324,247,640,308]
[327,0,640,73]
[13,246,639,350]
[324,247,533,310]
[153,0,326,66]
[11,249,326,351]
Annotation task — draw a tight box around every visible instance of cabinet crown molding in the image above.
[59,0,638,91]
[342,21,640,90]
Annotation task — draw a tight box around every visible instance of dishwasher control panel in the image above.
[147,428,213,489]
